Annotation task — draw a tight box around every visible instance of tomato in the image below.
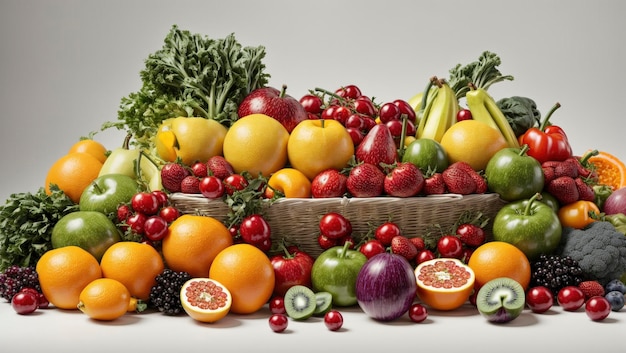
[223,174,248,195]
[319,212,352,240]
[359,239,386,259]
[374,222,401,246]
[264,168,311,198]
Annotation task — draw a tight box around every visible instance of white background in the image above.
[0,1,625,351]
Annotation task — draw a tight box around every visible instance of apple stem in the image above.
[338,240,352,259]
[280,84,289,99]
[518,144,530,156]
[523,192,542,216]
[279,241,294,259]
[121,133,132,150]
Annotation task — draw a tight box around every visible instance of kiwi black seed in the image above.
[284,285,317,320]
[476,277,525,323]
[313,291,333,316]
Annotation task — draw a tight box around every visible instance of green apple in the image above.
[401,138,449,173]
[51,211,121,261]
[79,173,139,215]
[311,242,368,307]
[485,145,544,202]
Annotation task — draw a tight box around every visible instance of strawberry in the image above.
[578,280,605,301]
[191,161,208,178]
[546,176,579,205]
[553,158,579,178]
[409,237,426,252]
[160,162,190,193]
[383,162,424,197]
[311,169,348,198]
[470,173,488,194]
[542,166,556,185]
[180,175,201,194]
[422,172,446,195]
[346,163,385,197]
[207,155,234,180]
[390,235,417,261]
[456,223,485,247]
[442,162,476,195]
[574,177,595,202]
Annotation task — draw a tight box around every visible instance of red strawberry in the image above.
[390,235,417,261]
[470,173,488,194]
[546,176,579,205]
[442,163,476,195]
[191,161,208,178]
[456,223,485,247]
[160,162,189,193]
[409,237,426,252]
[383,162,424,197]
[180,176,201,194]
[542,166,556,185]
[346,163,385,197]
[207,156,235,180]
[554,158,579,178]
[578,280,605,301]
[574,177,595,202]
[311,169,348,198]
[422,172,446,195]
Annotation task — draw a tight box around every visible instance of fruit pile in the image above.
[2,26,626,329]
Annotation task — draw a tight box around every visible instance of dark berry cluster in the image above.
[530,254,584,295]
[0,265,41,302]
[148,269,192,315]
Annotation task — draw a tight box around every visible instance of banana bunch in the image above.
[465,84,520,148]
[415,77,459,142]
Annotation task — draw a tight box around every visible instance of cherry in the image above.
[151,190,169,208]
[324,310,344,331]
[143,215,169,242]
[585,296,611,321]
[526,286,554,313]
[158,206,180,224]
[199,175,225,199]
[557,286,585,311]
[131,192,160,216]
[269,296,286,314]
[268,313,289,333]
[457,109,473,121]
[331,106,351,125]
[300,94,323,115]
[393,99,417,123]
[319,212,352,240]
[191,161,208,178]
[378,102,401,123]
[353,96,377,118]
[359,239,386,259]
[335,84,362,100]
[223,174,248,195]
[408,303,428,323]
[375,222,402,246]
[127,212,148,235]
[416,249,435,264]
[11,291,38,315]
[346,128,364,146]
[437,235,464,259]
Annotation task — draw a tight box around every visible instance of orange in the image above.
[223,113,289,178]
[467,241,531,291]
[45,152,103,203]
[440,120,508,171]
[264,168,312,198]
[77,278,130,321]
[162,215,233,278]
[68,139,108,164]
[414,258,475,311]
[35,246,102,310]
[100,241,164,301]
[587,150,626,191]
[287,119,354,180]
[209,243,275,314]
[180,278,232,323]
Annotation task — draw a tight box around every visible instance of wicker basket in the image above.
[170,193,508,258]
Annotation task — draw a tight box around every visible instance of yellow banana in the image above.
[466,85,519,148]
[418,78,457,142]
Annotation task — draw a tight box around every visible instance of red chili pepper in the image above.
[519,102,572,164]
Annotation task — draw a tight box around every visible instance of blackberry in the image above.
[530,254,584,296]
[149,269,191,315]
[0,265,41,302]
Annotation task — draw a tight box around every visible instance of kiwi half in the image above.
[313,291,333,316]
[284,285,317,320]
[476,277,525,323]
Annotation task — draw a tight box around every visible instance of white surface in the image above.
[1,299,624,353]
[1,1,625,351]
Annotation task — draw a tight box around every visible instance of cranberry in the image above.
[408,303,428,323]
[268,313,289,333]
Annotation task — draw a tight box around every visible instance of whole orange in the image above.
[162,215,233,278]
[287,119,355,180]
[68,139,108,164]
[35,246,102,309]
[209,243,275,314]
[45,152,103,203]
[440,120,508,171]
[223,113,289,178]
[264,168,312,198]
[467,241,531,291]
[77,278,130,321]
[100,241,164,301]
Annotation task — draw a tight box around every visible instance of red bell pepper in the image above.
[519,102,572,164]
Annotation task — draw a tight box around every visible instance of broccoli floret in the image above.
[557,221,626,285]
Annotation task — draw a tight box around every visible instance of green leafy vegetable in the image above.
[447,51,514,99]
[101,25,270,150]
[0,186,79,272]
[496,96,541,137]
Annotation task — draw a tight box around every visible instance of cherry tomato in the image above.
[437,235,464,259]
[408,303,428,323]
[199,175,225,199]
[131,192,160,216]
[223,174,248,195]
[374,222,402,246]
[378,102,401,123]
[585,296,611,321]
[359,239,386,259]
[324,310,344,331]
[299,94,323,115]
[11,292,38,315]
[239,214,271,245]
[319,212,352,239]
[158,206,180,224]
[268,313,289,333]
[526,286,554,313]
[143,215,169,242]
[269,296,286,314]
[557,286,585,311]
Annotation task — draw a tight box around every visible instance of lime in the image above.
[402,138,449,173]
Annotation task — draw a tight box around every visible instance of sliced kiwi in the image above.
[476,277,525,323]
[284,285,317,320]
[313,291,333,316]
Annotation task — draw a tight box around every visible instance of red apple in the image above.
[270,245,315,297]
[237,84,308,133]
